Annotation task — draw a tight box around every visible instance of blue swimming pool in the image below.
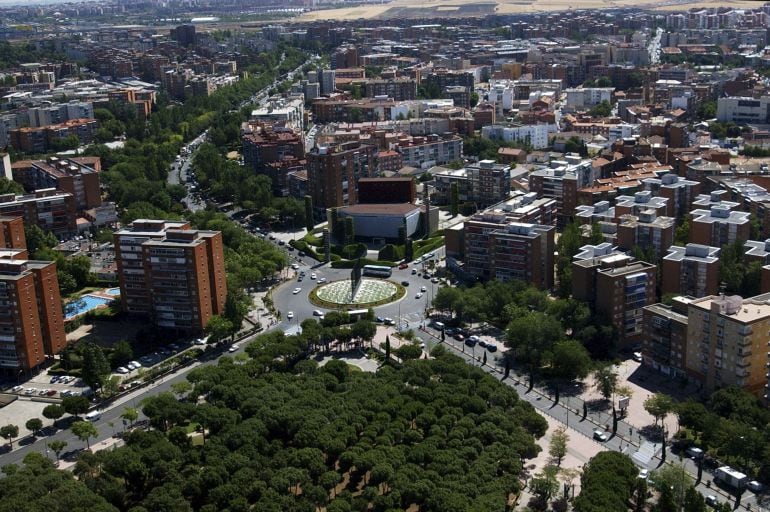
[64,295,113,319]
[105,287,121,296]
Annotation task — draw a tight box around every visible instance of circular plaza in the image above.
[310,278,405,309]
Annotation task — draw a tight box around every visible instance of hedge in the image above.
[330,258,397,269]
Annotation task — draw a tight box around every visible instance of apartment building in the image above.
[363,78,417,101]
[395,133,462,170]
[529,156,596,225]
[717,96,770,124]
[114,220,227,332]
[307,141,378,211]
[689,205,751,247]
[574,201,616,225]
[661,244,720,298]
[0,189,77,236]
[463,214,554,289]
[642,296,691,378]
[11,156,102,210]
[0,250,66,373]
[572,246,657,346]
[686,294,770,396]
[431,160,512,208]
[242,124,305,196]
[251,96,304,133]
[642,173,701,218]
[614,191,669,220]
[0,217,26,250]
[616,211,676,259]
[481,124,550,150]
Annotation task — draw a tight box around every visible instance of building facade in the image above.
[114,220,227,332]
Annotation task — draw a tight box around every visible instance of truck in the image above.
[714,466,748,490]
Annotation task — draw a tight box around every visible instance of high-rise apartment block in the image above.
[642,296,691,379]
[685,294,770,395]
[307,141,378,211]
[12,156,102,210]
[661,244,720,298]
[0,189,77,236]
[689,205,751,247]
[114,220,227,332]
[463,215,554,288]
[642,173,700,218]
[0,225,65,373]
[572,245,656,346]
[0,216,25,250]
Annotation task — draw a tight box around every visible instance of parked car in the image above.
[487,344,498,353]
[399,263,408,269]
[638,469,649,480]
[705,495,718,508]
[228,344,240,353]
[593,429,609,442]
[116,367,129,374]
[748,481,764,493]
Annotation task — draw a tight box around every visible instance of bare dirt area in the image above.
[298,0,763,21]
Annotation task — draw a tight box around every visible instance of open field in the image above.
[299,0,765,21]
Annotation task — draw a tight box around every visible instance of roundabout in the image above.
[310,278,405,309]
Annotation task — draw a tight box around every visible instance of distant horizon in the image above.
[0,0,100,6]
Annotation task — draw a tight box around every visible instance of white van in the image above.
[433,321,445,331]
[85,410,101,422]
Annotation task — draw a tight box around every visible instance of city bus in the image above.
[362,265,392,278]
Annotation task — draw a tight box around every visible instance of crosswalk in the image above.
[632,441,660,466]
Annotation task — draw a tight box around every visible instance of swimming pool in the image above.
[64,295,113,320]
[105,287,121,296]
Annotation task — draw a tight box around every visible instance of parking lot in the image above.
[12,373,91,399]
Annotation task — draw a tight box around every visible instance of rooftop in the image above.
[664,244,720,264]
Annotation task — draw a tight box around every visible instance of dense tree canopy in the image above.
[45,341,549,512]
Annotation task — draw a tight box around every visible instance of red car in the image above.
[398,263,408,269]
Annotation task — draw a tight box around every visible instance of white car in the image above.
[292,287,302,295]
[416,293,423,299]
[420,286,427,292]
[291,263,299,270]
[313,310,323,316]
[193,338,207,345]
[317,277,327,284]
[11,385,22,393]
[116,366,129,374]
[593,429,609,442]
[748,481,764,493]
[228,344,239,353]
[287,311,294,319]
[310,273,317,280]
[633,352,643,362]
[638,469,649,480]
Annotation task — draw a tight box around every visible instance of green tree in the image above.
[470,91,479,108]
[0,424,19,448]
[675,217,690,245]
[62,395,90,418]
[593,364,619,401]
[205,314,235,343]
[395,343,422,361]
[549,339,592,404]
[120,407,139,428]
[48,439,67,462]
[43,404,65,427]
[304,195,314,231]
[449,182,459,217]
[589,100,612,117]
[555,220,582,297]
[644,393,675,428]
[81,342,111,390]
[25,418,43,437]
[0,177,23,195]
[71,420,98,449]
[506,311,563,389]
[109,340,133,369]
[549,426,569,466]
